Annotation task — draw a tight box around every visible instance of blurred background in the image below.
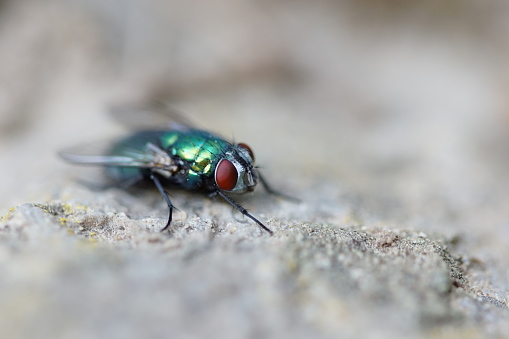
[1,0,509,327]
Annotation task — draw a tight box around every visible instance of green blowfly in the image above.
[60,103,292,235]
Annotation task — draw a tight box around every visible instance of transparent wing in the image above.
[108,101,200,132]
[59,140,177,171]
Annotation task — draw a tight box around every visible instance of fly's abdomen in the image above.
[107,130,165,181]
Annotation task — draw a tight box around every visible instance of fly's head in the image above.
[214,143,258,193]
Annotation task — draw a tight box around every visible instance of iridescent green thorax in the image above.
[161,130,231,185]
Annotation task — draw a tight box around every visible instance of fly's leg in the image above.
[215,190,273,235]
[149,173,174,232]
[257,171,300,203]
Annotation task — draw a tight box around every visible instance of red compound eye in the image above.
[215,159,238,191]
[238,142,254,161]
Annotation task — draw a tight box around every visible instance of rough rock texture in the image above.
[1,1,509,338]
[0,201,484,339]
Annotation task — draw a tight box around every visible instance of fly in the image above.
[60,103,295,235]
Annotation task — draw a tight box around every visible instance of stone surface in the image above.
[0,201,483,339]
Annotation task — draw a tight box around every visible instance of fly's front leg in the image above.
[149,173,174,232]
[216,190,273,235]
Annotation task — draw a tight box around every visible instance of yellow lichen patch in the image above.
[34,202,89,228]
[34,203,50,213]
[60,203,88,216]
[61,204,74,215]
[0,207,17,222]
